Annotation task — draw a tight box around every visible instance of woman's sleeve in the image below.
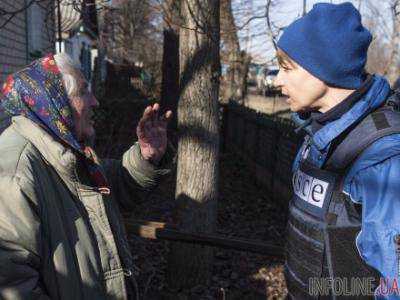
[0,175,50,300]
[102,142,170,212]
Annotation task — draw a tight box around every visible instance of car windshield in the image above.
[267,69,279,76]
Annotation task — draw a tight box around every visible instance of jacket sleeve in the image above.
[0,175,50,300]
[347,155,400,299]
[102,142,170,212]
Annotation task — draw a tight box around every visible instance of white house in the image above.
[57,0,99,82]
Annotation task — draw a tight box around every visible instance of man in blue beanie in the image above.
[275,2,400,299]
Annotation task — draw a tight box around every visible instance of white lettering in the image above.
[308,277,375,296]
[292,169,329,207]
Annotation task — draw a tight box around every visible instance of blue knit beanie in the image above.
[277,2,372,89]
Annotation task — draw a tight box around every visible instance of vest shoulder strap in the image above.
[325,94,400,171]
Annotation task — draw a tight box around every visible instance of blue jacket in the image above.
[292,75,400,299]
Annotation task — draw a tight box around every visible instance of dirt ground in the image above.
[94,96,288,300]
[127,150,288,300]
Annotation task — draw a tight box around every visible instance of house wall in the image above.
[0,1,56,83]
[63,33,93,65]
[0,1,56,134]
[61,32,97,82]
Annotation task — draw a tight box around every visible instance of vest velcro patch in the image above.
[371,111,390,130]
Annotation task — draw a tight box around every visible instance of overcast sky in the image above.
[233,0,391,65]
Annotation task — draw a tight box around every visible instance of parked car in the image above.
[263,69,280,96]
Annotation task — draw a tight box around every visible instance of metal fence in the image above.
[221,101,304,206]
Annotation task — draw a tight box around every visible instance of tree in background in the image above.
[362,0,400,84]
[160,0,180,132]
[383,0,400,84]
[101,0,163,96]
[364,14,391,75]
[220,0,242,101]
[167,0,221,291]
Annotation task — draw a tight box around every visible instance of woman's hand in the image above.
[136,103,172,165]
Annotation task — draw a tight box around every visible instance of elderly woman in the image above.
[0,53,171,300]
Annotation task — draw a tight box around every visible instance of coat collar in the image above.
[292,75,391,152]
[11,115,78,180]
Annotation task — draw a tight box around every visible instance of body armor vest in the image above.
[285,95,400,300]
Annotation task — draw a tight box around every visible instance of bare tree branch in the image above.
[0,0,111,29]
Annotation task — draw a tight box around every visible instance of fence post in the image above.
[220,104,229,153]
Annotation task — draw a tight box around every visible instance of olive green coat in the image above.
[0,116,167,300]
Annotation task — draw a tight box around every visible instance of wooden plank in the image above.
[125,220,284,259]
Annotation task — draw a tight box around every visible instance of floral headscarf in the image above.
[1,54,110,194]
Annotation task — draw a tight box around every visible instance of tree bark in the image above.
[239,51,251,101]
[220,0,241,101]
[167,0,220,291]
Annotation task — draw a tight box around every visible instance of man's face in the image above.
[69,72,99,143]
[274,56,328,112]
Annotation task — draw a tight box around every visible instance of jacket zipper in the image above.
[394,234,400,278]
[76,182,111,195]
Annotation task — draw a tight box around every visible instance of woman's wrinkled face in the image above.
[69,72,99,143]
[274,49,328,113]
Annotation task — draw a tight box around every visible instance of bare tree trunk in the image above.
[220,0,241,101]
[160,0,180,131]
[239,51,251,101]
[167,0,220,291]
[303,0,307,16]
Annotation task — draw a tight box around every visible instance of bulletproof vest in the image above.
[285,92,400,300]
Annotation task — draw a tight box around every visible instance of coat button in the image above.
[318,155,323,160]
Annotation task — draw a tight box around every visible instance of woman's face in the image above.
[69,72,99,143]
